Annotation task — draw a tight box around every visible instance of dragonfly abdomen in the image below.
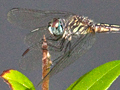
[95,23,120,33]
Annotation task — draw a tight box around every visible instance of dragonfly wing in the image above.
[7,8,74,30]
[20,34,64,70]
[24,26,50,46]
[38,31,96,86]
[19,42,43,70]
[50,32,96,77]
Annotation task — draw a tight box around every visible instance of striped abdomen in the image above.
[94,23,120,33]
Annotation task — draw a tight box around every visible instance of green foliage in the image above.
[67,60,120,90]
[1,60,120,90]
[1,69,35,90]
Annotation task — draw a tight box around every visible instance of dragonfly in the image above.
[7,8,120,86]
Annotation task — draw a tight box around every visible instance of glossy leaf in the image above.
[0,69,35,90]
[67,60,120,90]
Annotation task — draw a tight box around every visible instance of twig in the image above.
[42,35,52,90]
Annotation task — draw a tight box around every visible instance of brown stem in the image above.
[42,35,51,90]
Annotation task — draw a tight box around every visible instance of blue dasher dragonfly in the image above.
[7,8,120,85]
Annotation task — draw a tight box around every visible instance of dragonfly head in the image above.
[48,18,65,37]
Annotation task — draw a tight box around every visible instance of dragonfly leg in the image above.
[46,35,62,41]
[64,41,71,54]
[46,37,66,52]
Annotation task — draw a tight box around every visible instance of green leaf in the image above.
[67,60,120,90]
[0,69,35,90]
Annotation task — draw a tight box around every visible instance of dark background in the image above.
[0,0,120,90]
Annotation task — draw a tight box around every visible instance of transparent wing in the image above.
[19,42,43,70]
[7,8,74,30]
[38,31,96,85]
[19,33,64,70]
[24,26,49,46]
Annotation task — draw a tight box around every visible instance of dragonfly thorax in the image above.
[62,15,95,41]
[48,18,65,37]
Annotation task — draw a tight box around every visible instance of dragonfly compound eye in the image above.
[48,18,64,37]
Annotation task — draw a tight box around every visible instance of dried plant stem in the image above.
[42,35,51,90]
